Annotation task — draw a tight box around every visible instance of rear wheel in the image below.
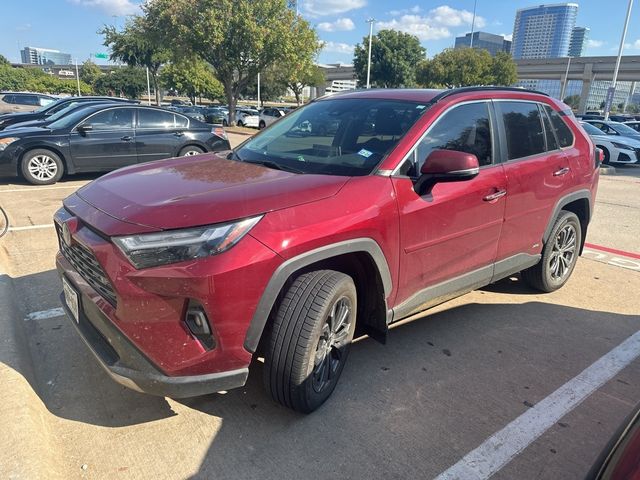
[222,119,228,127]
[598,146,610,165]
[259,120,266,130]
[237,120,244,127]
[521,211,581,292]
[263,270,357,413]
[178,146,204,157]
[21,149,64,185]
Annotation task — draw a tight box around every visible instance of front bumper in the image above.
[57,283,248,398]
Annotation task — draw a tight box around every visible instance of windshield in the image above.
[236,98,428,176]
[46,102,85,121]
[610,122,639,136]
[581,122,603,136]
[47,106,99,130]
[34,97,65,113]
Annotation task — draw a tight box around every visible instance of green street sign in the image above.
[94,53,109,59]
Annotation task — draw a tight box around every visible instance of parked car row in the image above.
[0,92,56,114]
[580,119,640,164]
[161,103,296,129]
[0,102,230,185]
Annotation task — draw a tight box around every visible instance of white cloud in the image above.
[303,0,366,17]
[69,0,140,16]
[388,6,422,16]
[377,5,487,41]
[317,18,355,32]
[587,39,604,48]
[501,33,513,41]
[323,41,356,55]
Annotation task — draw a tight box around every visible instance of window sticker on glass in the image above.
[358,149,373,158]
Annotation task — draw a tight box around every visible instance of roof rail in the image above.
[430,86,550,104]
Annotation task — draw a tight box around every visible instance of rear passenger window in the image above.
[138,109,175,128]
[21,95,41,106]
[498,101,545,160]
[544,106,574,148]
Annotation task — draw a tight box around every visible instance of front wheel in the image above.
[598,146,610,165]
[258,120,266,130]
[21,149,64,185]
[521,211,582,292]
[263,270,357,413]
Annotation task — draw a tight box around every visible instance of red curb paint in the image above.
[584,243,640,260]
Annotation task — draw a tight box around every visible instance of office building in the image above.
[568,26,589,57]
[511,3,579,59]
[454,32,512,56]
[20,47,71,65]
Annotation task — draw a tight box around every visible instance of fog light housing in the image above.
[185,303,215,350]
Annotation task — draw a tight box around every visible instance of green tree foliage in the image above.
[0,55,11,67]
[94,67,147,99]
[160,59,224,105]
[283,65,325,106]
[353,30,426,88]
[100,16,169,105]
[146,0,318,124]
[417,48,518,88]
[0,65,91,94]
[80,60,102,88]
[241,68,288,106]
[563,94,580,110]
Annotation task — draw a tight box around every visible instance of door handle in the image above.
[173,132,184,137]
[120,136,132,142]
[483,189,507,202]
[553,167,570,176]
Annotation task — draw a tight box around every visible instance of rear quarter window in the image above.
[544,105,574,148]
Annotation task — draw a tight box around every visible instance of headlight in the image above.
[113,216,262,269]
[611,141,634,149]
[0,137,19,151]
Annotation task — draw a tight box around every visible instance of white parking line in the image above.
[0,185,81,193]
[435,330,640,480]
[7,224,55,232]
[25,308,65,321]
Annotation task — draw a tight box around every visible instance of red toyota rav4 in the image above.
[55,87,599,412]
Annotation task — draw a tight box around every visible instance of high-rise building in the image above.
[20,47,71,65]
[454,32,512,56]
[568,26,589,57]
[511,3,579,59]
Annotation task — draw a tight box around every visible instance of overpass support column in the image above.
[578,63,593,115]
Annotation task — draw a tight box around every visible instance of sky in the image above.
[1,0,640,65]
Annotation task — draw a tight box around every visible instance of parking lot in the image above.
[0,132,638,479]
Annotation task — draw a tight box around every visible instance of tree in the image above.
[100,16,169,105]
[147,0,318,124]
[80,60,102,88]
[161,59,224,105]
[0,55,10,67]
[241,68,288,106]
[417,48,509,88]
[353,30,426,88]
[94,67,147,99]
[283,65,325,106]
[563,94,580,110]
[490,51,517,86]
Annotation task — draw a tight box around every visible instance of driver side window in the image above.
[399,102,493,177]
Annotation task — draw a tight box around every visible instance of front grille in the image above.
[56,223,118,307]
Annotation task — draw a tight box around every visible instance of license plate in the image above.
[62,276,79,323]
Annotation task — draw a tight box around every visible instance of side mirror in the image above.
[77,124,93,135]
[415,149,480,195]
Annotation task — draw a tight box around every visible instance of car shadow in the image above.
[0,172,104,187]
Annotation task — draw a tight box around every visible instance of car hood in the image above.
[0,126,51,138]
[0,112,33,121]
[75,153,350,231]
[591,134,640,146]
[5,120,43,130]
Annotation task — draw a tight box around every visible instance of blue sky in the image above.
[1,0,639,65]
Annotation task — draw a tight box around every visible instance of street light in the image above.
[469,0,478,48]
[366,18,375,89]
[605,0,633,120]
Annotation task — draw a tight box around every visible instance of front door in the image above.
[392,101,507,309]
[69,107,137,170]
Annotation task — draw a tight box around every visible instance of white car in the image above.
[236,108,259,128]
[580,121,640,165]
[259,107,286,129]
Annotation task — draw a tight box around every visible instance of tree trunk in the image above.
[151,73,161,106]
[224,83,236,125]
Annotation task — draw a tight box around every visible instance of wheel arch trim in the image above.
[243,238,392,353]
[542,189,592,244]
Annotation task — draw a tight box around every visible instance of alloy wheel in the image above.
[182,150,201,156]
[28,155,58,181]
[548,224,577,281]
[312,296,352,393]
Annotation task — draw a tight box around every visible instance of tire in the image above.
[263,270,357,413]
[598,146,610,165]
[237,120,244,127]
[21,149,64,185]
[222,119,228,127]
[259,120,266,130]
[521,211,582,293]
[178,146,205,157]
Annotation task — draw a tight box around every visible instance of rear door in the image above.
[69,107,137,170]
[135,108,187,162]
[495,100,574,261]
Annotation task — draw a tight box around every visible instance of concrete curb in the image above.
[599,165,617,175]
[0,271,60,479]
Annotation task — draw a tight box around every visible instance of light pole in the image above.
[74,58,81,96]
[605,0,633,120]
[366,18,375,89]
[469,0,478,48]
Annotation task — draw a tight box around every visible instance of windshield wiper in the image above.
[244,159,304,174]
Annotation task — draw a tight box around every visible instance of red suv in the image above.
[55,87,599,412]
